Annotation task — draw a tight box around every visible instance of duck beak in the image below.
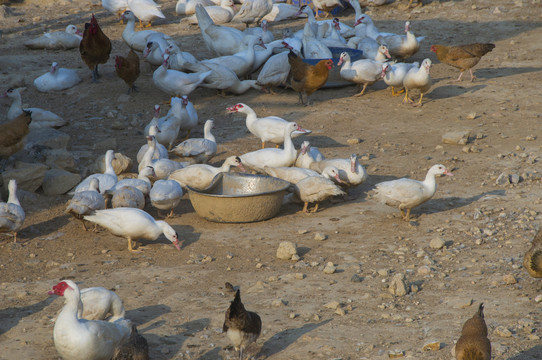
[334,173,343,184]
[226,106,237,113]
[237,163,246,172]
[173,239,181,251]
[444,170,454,176]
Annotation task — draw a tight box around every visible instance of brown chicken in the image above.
[80,14,112,82]
[455,303,491,360]
[115,50,140,94]
[287,50,333,106]
[223,289,261,360]
[430,43,495,82]
[524,229,542,278]
[0,110,32,169]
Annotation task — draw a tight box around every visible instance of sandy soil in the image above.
[1,0,542,359]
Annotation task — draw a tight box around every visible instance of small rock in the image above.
[334,307,346,316]
[377,269,389,276]
[496,173,510,185]
[350,274,363,282]
[430,237,445,249]
[449,298,473,309]
[324,301,340,310]
[314,232,327,241]
[25,128,70,150]
[418,266,431,275]
[295,273,305,280]
[389,273,409,297]
[510,174,520,184]
[494,325,513,338]
[276,241,297,260]
[347,138,361,145]
[298,229,308,234]
[502,274,517,285]
[111,120,126,130]
[466,112,477,120]
[442,130,471,145]
[272,299,287,307]
[323,262,336,274]
[422,341,441,351]
[288,312,297,319]
[388,349,404,358]
[535,295,542,303]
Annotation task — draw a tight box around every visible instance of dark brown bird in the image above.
[223,289,261,360]
[112,324,149,360]
[80,14,112,82]
[0,109,32,169]
[287,50,332,106]
[430,43,495,82]
[115,50,140,94]
[455,303,491,360]
[524,229,542,278]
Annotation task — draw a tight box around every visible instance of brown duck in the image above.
[455,303,491,360]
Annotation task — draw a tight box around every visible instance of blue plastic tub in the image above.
[302,47,364,88]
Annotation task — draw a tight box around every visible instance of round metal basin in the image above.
[187,172,290,223]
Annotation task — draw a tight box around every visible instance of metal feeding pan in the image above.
[187,172,291,223]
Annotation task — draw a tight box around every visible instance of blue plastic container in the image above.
[302,47,364,88]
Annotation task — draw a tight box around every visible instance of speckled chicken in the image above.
[455,303,491,360]
[524,229,542,278]
[223,289,261,360]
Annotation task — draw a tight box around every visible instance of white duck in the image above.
[195,4,247,56]
[382,61,419,96]
[337,52,385,96]
[140,136,185,178]
[349,37,391,62]
[127,0,165,27]
[263,165,320,184]
[176,0,216,15]
[231,0,272,28]
[196,61,262,95]
[139,123,169,163]
[376,21,424,60]
[150,179,183,217]
[294,167,345,213]
[402,58,432,106]
[2,88,67,129]
[78,287,126,322]
[178,96,198,139]
[319,18,347,48]
[168,156,245,190]
[170,119,217,164]
[0,179,25,243]
[121,10,170,51]
[142,38,172,66]
[310,153,367,188]
[66,178,106,231]
[73,150,118,194]
[302,21,332,59]
[352,14,395,40]
[153,54,212,97]
[310,0,343,18]
[256,47,290,94]
[105,166,156,196]
[188,0,236,24]
[295,5,351,37]
[49,280,131,360]
[243,19,274,43]
[373,164,453,221]
[111,186,146,209]
[23,25,82,50]
[295,140,324,168]
[150,97,184,150]
[84,208,180,251]
[102,0,129,17]
[233,38,283,74]
[34,62,81,92]
[163,43,199,72]
[239,122,301,171]
[262,3,306,22]
[206,35,266,78]
[227,103,311,148]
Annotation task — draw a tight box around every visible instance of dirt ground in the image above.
[1,0,542,359]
